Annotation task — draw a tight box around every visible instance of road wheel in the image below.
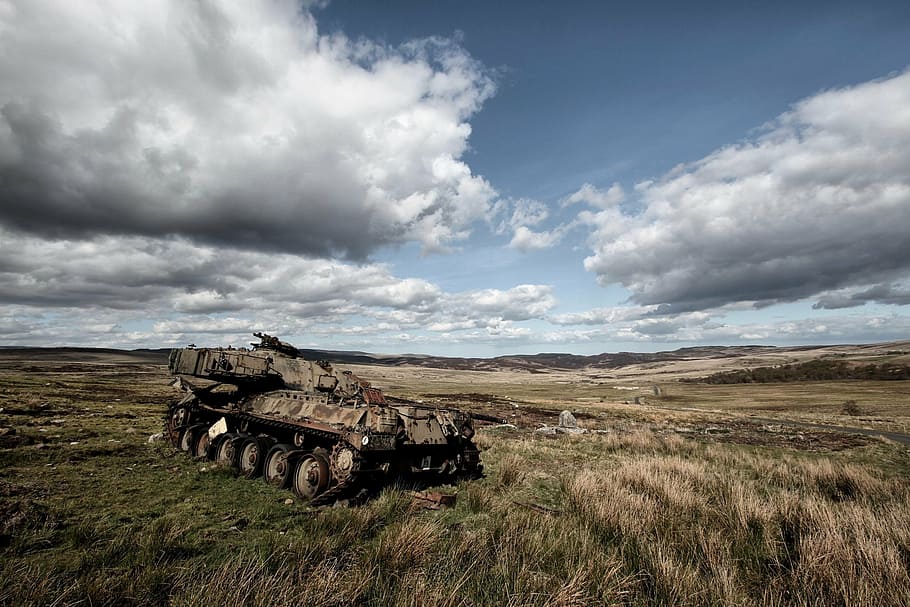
[179,424,206,452]
[193,430,213,459]
[237,436,270,478]
[263,444,294,488]
[213,433,239,467]
[293,453,329,500]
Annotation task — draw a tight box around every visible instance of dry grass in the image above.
[3,357,910,605]
[559,432,910,605]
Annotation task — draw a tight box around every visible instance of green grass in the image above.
[3,361,910,606]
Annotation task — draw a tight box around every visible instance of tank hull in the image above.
[166,334,482,504]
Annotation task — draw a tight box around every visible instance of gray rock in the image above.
[535,410,589,435]
[558,410,577,429]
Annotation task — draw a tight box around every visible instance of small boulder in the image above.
[558,410,577,429]
[536,411,587,435]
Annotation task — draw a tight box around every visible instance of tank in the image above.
[165,333,482,505]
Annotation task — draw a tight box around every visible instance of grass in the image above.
[2,358,910,605]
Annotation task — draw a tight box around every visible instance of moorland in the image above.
[2,341,910,606]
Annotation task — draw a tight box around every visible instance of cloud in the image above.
[549,305,654,326]
[0,228,443,313]
[494,198,572,251]
[499,198,550,230]
[579,70,910,312]
[0,0,496,259]
[0,226,557,347]
[812,283,910,310]
[450,284,556,321]
[508,226,565,251]
[540,308,910,347]
[564,183,624,209]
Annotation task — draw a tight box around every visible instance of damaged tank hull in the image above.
[166,334,482,505]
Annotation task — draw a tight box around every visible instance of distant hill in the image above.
[0,343,852,372]
[0,347,170,364]
[2,341,907,372]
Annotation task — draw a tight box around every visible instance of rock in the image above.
[558,410,585,433]
[558,410,577,429]
[536,410,589,435]
[284,498,294,505]
[536,425,586,435]
[147,432,164,443]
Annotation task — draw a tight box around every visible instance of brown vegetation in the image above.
[2,349,910,605]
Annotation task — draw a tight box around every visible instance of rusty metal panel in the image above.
[362,387,386,405]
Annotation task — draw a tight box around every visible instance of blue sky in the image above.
[0,1,909,355]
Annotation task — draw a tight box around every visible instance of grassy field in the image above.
[2,354,910,606]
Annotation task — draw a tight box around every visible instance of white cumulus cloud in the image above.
[0,0,496,258]
[579,70,910,312]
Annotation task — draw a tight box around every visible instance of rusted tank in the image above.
[165,333,482,504]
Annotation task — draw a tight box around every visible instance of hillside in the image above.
[1,340,908,374]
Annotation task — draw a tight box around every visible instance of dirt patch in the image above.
[670,420,873,451]
[0,427,32,448]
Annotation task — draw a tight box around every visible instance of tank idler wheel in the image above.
[213,433,240,467]
[193,430,213,459]
[293,453,330,500]
[164,405,190,449]
[166,406,191,447]
[179,424,207,452]
[237,436,273,478]
[263,444,294,489]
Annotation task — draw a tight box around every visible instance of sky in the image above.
[0,0,909,356]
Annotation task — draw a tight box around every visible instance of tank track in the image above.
[231,410,344,445]
[169,404,370,506]
[310,474,358,507]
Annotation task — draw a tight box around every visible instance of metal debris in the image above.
[410,491,456,510]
